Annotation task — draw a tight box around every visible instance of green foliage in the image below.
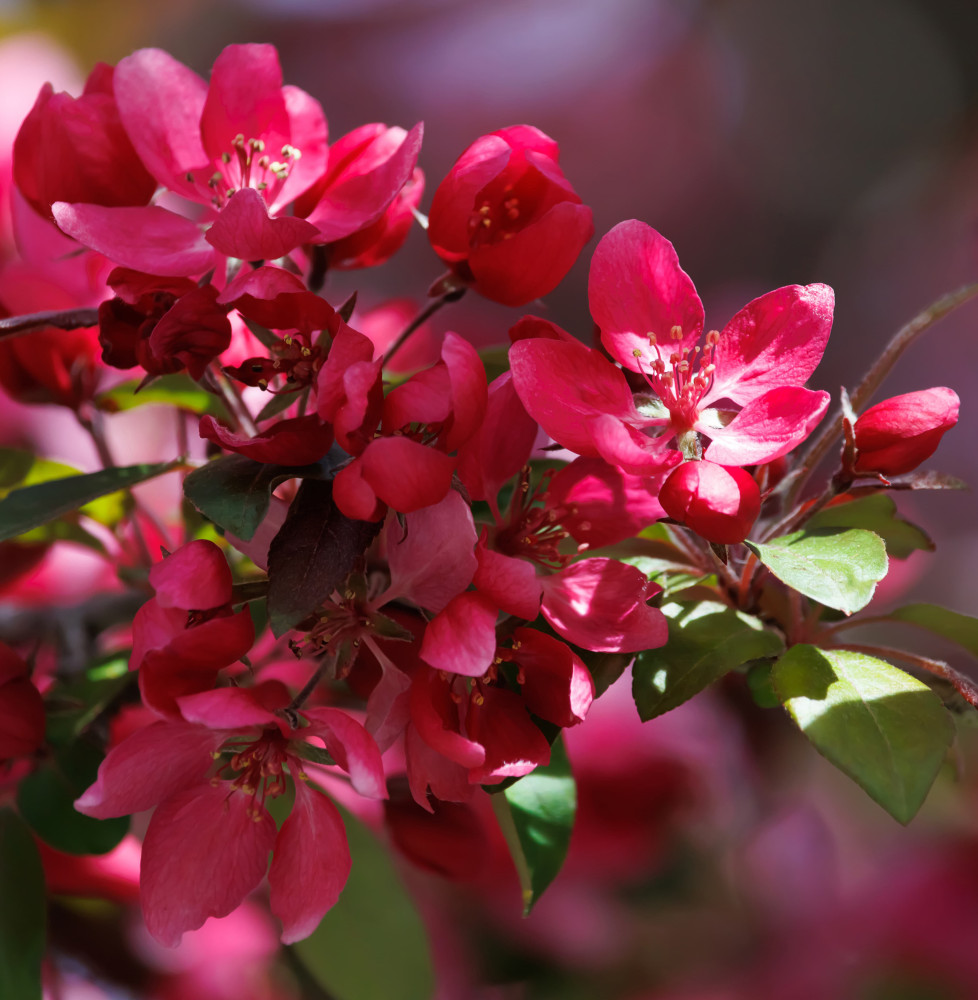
[95,373,228,417]
[290,806,434,1000]
[496,736,577,915]
[633,600,784,720]
[0,459,177,542]
[887,603,978,659]
[806,493,933,559]
[772,645,954,823]
[0,810,45,1000]
[17,740,129,855]
[746,528,888,614]
[183,453,328,541]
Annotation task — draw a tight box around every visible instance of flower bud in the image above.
[659,460,760,545]
[853,387,959,477]
[428,125,594,307]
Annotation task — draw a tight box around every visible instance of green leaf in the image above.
[0,448,37,490]
[183,454,328,541]
[290,804,434,1000]
[498,736,576,915]
[745,528,888,615]
[95,373,227,417]
[633,600,784,720]
[0,460,177,542]
[254,390,300,423]
[887,603,978,659]
[772,645,954,823]
[0,810,45,1000]
[17,741,129,854]
[806,493,933,559]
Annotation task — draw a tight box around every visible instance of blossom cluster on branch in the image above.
[0,40,973,989]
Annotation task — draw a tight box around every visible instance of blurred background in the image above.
[3,1,978,997]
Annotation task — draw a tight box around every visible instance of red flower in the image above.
[427,125,594,307]
[853,387,959,477]
[659,460,761,545]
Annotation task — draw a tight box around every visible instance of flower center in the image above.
[223,728,293,819]
[192,134,302,209]
[493,466,574,569]
[632,325,718,432]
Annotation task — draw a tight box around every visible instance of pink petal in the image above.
[442,331,488,450]
[206,187,320,261]
[114,48,209,199]
[177,687,279,730]
[473,542,542,621]
[588,413,673,475]
[468,200,594,308]
[74,721,222,819]
[308,122,424,242]
[466,687,551,784]
[359,436,457,513]
[419,591,499,677]
[140,783,276,946]
[702,386,830,466]
[300,707,387,800]
[428,135,511,260]
[705,283,835,407]
[512,627,594,727]
[509,337,638,457]
[408,666,485,768]
[540,558,667,652]
[589,220,704,371]
[199,45,289,171]
[275,84,330,209]
[52,202,215,276]
[269,778,350,943]
[456,372,538,505]
[331,460,385,522]
[385,490,478,613]
[405,726,472,810]
[199,413,333,465]
[149,539,232,610]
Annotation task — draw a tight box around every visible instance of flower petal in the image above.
[140,783,276,947]
[420,591,499,678]
[269,778,351,943]
[300,708,387,800]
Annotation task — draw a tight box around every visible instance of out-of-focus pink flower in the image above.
[38,834,141,904]
[13,62,156,221]
[428,125,594,307]
[0,642,44,762]
[853,386,959,477]
[659,460,761,544]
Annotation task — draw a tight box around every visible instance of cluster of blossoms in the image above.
[0,40,970,974]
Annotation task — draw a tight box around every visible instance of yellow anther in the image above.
[249,138,265,152]
[670,325,683,340]
[221,152,232,164]
[233,133,246,147]
[481,218,492,228]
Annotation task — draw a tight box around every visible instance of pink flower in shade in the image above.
[510,221,833,474]
[199,414,334,466]
[659,460,761,545]
[13,62,157,221]
[294,121,424,254]
[0,642,45,762]
[852,387,959,477]
[427,125,594,307]
[322,330,487,521]
[131,541,254,717]
[52,45,328,276]
[75,681,386,946]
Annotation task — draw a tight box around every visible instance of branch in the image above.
[0,307,100,342]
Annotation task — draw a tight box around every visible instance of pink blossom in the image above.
[659,460,761,544]
[76,682,385,946]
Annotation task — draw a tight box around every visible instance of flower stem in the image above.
[789,281,978,507]
[384,287,466,367]
[0,307,99,342]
